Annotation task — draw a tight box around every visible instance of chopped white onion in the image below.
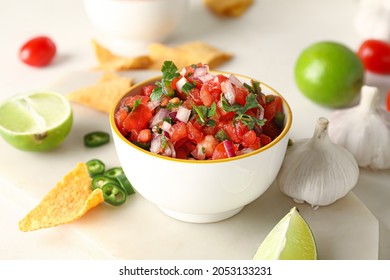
[176,106,191,123]
[161,121,172,132]
[150,134,162,154]
[147,99,160,111]
[199,73,215,83]
[229,74,243,87]
[149,108,168,128]
[176,76,188,93]
[193,65,209,78]
[221,80,236,105]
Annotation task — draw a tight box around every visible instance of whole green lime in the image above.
[294,41,364,107]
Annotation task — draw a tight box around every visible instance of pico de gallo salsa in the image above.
[114,61,285,160]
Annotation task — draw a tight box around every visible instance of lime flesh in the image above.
[253,207,317,260]
[0,92,73,152]
[294,41,364,108]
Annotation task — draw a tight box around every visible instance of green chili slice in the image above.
[86,159,105,176]
[84,131,110,148]
[91,175,116,190]
[102,183,127,206]
[104,167,124,179]
[116,173,135,195]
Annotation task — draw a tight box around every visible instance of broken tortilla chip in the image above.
[148,41,232,70]
[19,162,104,232]
[67,72,133,113]
[92,40,152,71]
[203,0,254,17]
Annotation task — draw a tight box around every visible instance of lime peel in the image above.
[253,207,317,260]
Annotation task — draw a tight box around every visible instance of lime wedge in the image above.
[253,207,317,260]
[0,91,73,151]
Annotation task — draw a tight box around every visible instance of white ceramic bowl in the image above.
[83,0,189,56]
[110,74,292,223]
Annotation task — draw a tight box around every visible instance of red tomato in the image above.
[123,104,153,132]
[264,96,283,123]
[170,122,188,143]
[387,90,390,111]
[357,39,390,75]
[241,130,257,148]
[187,121,204,143]
[141,85,155,96]
[199,86,215,107]
[120,95,149,108]
[114,108,129,136]
[19,36,56,67]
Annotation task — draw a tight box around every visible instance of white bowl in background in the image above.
[83,0,189,56]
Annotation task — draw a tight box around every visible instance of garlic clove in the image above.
[278,117,359,208]
[329,85,390,170]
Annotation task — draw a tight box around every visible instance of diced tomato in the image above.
[200,86,215,107]
[170,122,188,143]
[123,104,153,132]
[114,108,129,136]
[216,101,235,121]
[264,95,283,123]
[202,124,218,136]
[223,120,248,144]
[192,135,219,159]
[241,130,257,148]
[121,95,150,108]
[234,86,249,106]
[187,121,204,143]
[137,129,152,143]
[259,134,272,146]
[175,140,196,159]
[212,141,229,160]
[188,87,203,105]
[248,136,261,150]
[141,85,155,96]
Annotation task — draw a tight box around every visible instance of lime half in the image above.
[253,207,317,260]
[0,91,73,152]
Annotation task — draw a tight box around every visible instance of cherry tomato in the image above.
[19,36,56,67]
[357,39,390,75]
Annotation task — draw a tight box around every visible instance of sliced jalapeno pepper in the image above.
[104,167,124,179]
[86,159,105,176]
[116,173,135,195]
[91,175,116,190]
[102,183,127,206]
[84,131,110,148]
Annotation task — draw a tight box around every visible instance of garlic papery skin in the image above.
[354,0,390,42]
[277,117,359,209]
[328,85,390,170]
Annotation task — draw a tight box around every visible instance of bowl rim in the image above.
[109,72,293,165]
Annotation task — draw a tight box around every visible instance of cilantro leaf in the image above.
[150,61,180,101]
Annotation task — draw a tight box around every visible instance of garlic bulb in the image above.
[354,0,390,42]
[277,117,359,209]
[328,85,390,170]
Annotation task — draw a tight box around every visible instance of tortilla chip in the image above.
[92,40,152,71]
[19,162,103,232]
[203,0,254,17]
[148,41,232,70]
[67,72,133,113]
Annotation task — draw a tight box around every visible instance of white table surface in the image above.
[0,0,389,260]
